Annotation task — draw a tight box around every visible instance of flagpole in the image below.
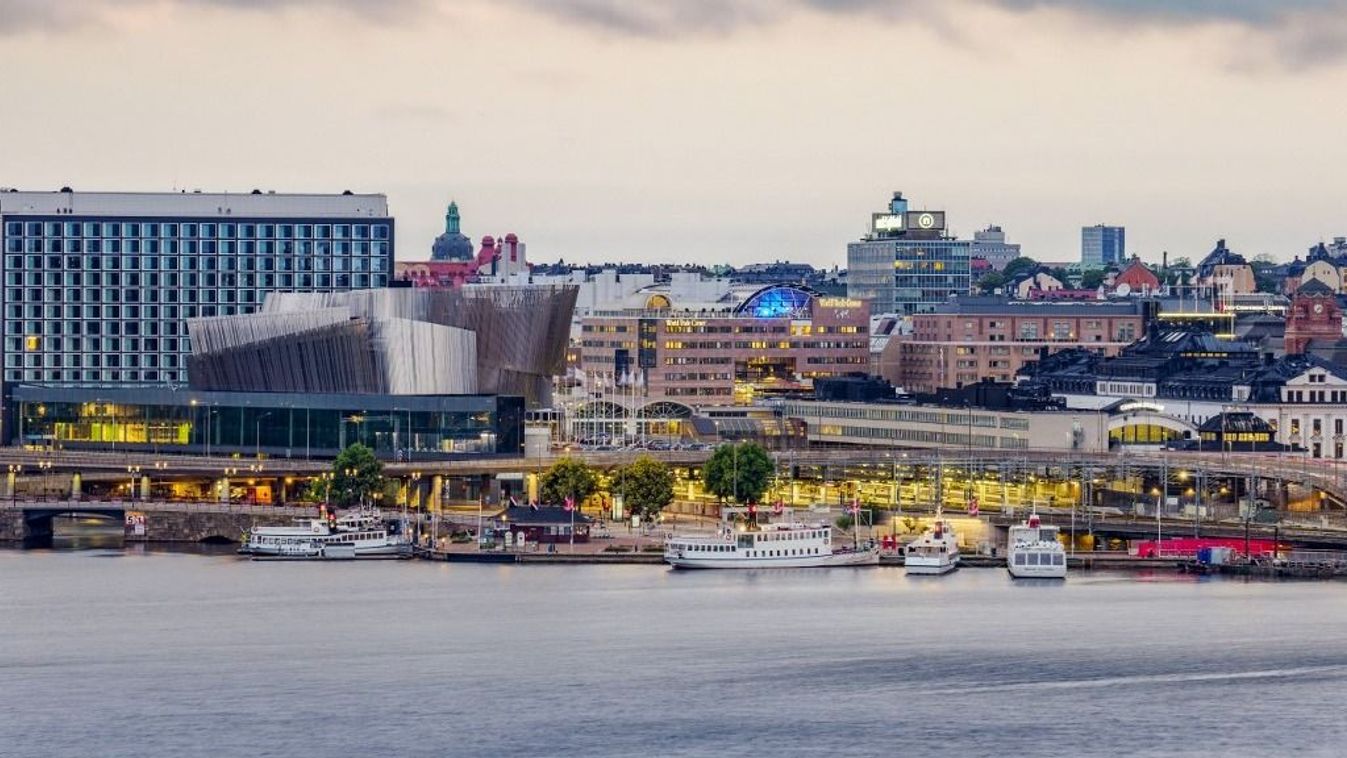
[570,501,576,553]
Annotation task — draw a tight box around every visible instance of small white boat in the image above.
[1007,511,1066,579]
[241,508,409,559]
[665,520,879,569]
[905,514,960,575]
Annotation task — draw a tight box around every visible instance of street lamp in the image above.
[254,411,272,459]
[222,466,238,504]
[7,464,22,505]
[38,459,53,500]
[127,465,142,501]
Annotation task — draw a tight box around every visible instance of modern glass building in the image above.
[10,386,522,460]
[0,189,393,387]
[1081,224,1125,268]
[847,191,971,316]
[848,238,972,316]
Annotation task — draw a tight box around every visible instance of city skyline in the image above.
[2,0,1346,267]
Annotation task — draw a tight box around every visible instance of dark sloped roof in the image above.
[1198,412,1275,434]
[1295,278,1336,297]
[497,505,594,525]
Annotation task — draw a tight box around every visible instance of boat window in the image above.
[1030,553,1042,565]
[1015,553,1026,565]
[1054,554,1065,565]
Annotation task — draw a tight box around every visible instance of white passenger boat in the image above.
[1007,511,1066,579]
[241,508,409,559]
[905,513,960,575]
[664,521,879,569]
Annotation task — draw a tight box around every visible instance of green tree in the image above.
[331,443,383,508]
[1080,269,1106,289]
[1000,257,1039,280]
[539,457,598,506]
[701,442,774,505]
[611,455,675,520]
[975,271,1007,293]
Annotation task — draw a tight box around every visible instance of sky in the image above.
[1,0,1346,268]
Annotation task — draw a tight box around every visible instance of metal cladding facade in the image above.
[186,285,576,406]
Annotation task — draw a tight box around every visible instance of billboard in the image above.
[872,214,904,233]
[906,211,945,231]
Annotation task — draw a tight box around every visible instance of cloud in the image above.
[5,0,1347,68]
[0,0,424,35]
[513,0,1347,67]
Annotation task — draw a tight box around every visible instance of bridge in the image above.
[0,499,317,545]
[1,446,1344,533]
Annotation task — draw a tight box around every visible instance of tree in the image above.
[1080,269,1106,289]
[701,442,774,505]
[1000,257,1039,280]
[611,455,675,520]
[331,443,383,508]
[975,271,1007,293]
[539,457,598,506]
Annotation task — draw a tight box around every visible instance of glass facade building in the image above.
[10,386,523,460]
[0,191,393,386]
[1081,224,1125,268]
[848,238,972,316]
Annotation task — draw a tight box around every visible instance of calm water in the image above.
[3,549,1347,758]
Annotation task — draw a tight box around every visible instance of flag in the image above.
[772,499,784,516]
[564,496,575,512]
[847,497,860,515]
[747,502,757,516]
[969,497,979,517]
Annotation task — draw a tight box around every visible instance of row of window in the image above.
[6,353,181,368]
[5,251,389,270]
[7,271,380,297]
[5,369,185,383]
[5,221,390,240]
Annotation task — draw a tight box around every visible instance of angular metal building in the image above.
[187,286,577,406]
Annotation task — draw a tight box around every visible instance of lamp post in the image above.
[127,465,142,501]
[321,471,334,507]
[222,466,238,504]
[38,459,53,500]
[254,411,272,459]
[344,466,360,508]
[152,461,167,501]
[7,464,21,506]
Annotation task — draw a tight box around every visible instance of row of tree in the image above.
[299,441,778,520]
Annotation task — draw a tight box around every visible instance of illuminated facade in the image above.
[577,285,869,404]
[10,386,523,459]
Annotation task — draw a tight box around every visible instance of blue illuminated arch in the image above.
[734,285,816,318]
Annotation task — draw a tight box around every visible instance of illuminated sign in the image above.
[665,319,707,327]
[817,298,862,308]
[1118,401,1165,414]
[905,211,945,231]
[872,214,905,232]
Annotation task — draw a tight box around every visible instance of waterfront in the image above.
[4,550,1347,757]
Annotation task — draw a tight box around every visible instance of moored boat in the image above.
[905,513,960,575]
[664,518,878,569]
[1007,511,1066,579]
[241,508,409,560]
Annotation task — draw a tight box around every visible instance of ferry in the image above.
[904,514,960,575]
[241,508,409,560]
[1007,511,1066,579]
[664,520,879,569]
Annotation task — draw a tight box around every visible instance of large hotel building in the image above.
[0,189,393,387]
[577,285,870,404]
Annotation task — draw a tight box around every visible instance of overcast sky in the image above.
[1,0,1345,267]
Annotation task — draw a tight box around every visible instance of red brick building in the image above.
[883,297,1146,393]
